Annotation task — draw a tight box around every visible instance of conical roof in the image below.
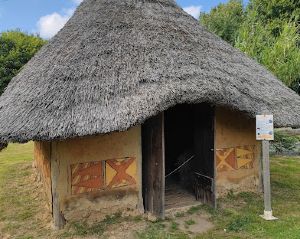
[0,0,299,143]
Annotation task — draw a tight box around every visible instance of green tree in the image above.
[236,0,300,90]
[245,0,300,26]
[0,31,46,95]
[200,0,300,94]
[261,22,300,88]
[200,0,244,45]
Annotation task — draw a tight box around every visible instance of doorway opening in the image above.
[142,103,215,217]
[164,104,215,210]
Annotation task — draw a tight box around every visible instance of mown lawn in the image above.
[0,143,300,239]
[0,143,56,239]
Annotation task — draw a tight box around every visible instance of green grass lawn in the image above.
[0,143,300,238]
[0,142,55,239]
[139,156,300,239]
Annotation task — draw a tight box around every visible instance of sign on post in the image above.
[256,114,277,221]
[256,115,274,141]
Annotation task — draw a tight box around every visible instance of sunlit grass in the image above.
[0,143,300,238]
[0,142,54,239]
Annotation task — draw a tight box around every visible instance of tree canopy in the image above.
[200,0,244,45]
[0,31,46,95]
[200,0,300,94]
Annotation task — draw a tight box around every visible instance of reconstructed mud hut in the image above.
[0,0,300,229]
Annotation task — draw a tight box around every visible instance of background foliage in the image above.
[200,0,300,94]
[0,31,45,95]
[272,131,300,154]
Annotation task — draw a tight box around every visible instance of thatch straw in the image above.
[0,0,299,143]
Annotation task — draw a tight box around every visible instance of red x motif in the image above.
[106,158,136,189]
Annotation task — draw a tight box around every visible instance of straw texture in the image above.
[0,0,299,143]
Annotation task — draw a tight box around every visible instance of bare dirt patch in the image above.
[165,205,214,236]
[103,220,148,239]
[175,214,214,235]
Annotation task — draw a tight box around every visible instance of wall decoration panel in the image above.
[71,157,137,195]
[216,145,255,172]
[106,157,137,189]
[71,162,104,195]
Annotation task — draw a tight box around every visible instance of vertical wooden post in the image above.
[213,106,217,209]
[51,142,66,229]
[193,104,215,207]
[142,112,165,219]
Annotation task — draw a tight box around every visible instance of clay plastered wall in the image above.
[34,141,52,209]
[215,107,261,197]
[52,126,142,222]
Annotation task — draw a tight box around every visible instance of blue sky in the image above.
[0,0,247,39]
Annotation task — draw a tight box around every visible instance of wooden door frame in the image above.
[192,104,216,207]
[212,106,217,208]
[142,112,165,219]
[142,105,217,218]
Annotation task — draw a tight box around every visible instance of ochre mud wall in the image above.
[215,107,262,197]
[51,126,143,222]
[34,141,52,209]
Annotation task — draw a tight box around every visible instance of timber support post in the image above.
[51,143,66,229]
[142,112,165,219]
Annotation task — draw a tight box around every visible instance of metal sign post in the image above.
[256,115,278,221]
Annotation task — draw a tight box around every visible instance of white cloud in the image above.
[37,9,75,39]
[183,5,202,19]
[36,0,83,39]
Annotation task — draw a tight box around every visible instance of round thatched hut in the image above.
[0,0,299,229]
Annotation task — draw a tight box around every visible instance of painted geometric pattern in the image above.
[216,148,237,172]
[71,162,104,195]
[236,145,255,169]
[71,157,137,195]
[106,157,137,189]
[216,145,255,172]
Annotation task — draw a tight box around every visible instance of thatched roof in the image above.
[0,0,299,143]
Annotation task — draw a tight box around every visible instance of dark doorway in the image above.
[164,104,215,209]
[142,103,215,218]
[164,104,196,209]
